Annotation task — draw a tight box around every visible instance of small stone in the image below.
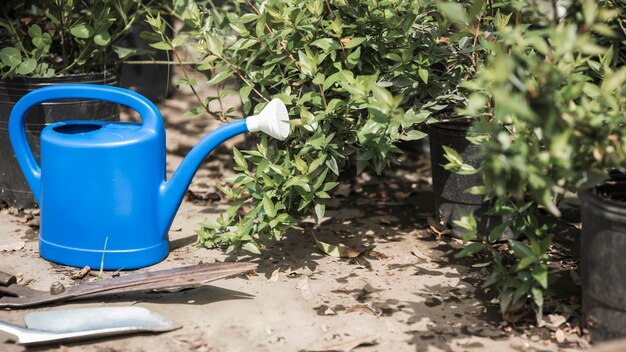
[50,281,65,295]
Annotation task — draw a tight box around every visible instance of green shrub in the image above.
[445,0,625,320]
[0,0,150,77]
[154,0,475,253]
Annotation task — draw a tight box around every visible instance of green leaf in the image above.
[149,42,172,50]
[401,130,427,141]
[346,47,361,67]
[0,47,21,68]
[242,242,261,255]
[27,24,42,38]
[455,242,485,258]
[438,2,469,25]
[70,24,95,39]
[233,147,248,169]
[262,195,276,217]
[314,203,325,221]
[308,154,327,173]
[509,240,536,260]
[418,68,429,84]
[442,145,464,165]
[94,31,111,46]
[310,38,335,51]
[325,157,339,175]
[298,50,317,76]
[531,287,543,309]
[344,37,365,49]
[206,70,232,86]
[33,33,52,49]
[238,13,258,23]
[372,85,393,108]
[531,264,548,289]
[16,58,36,75]
[206,33,223,56]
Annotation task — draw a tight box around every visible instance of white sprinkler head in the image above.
[246,98,290,140]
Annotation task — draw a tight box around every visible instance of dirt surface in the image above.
[0,81,597,351]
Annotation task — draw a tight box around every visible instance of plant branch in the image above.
[325,0,335,18]
[166,36,222,120]
[212,63,226,120]
[212,53,269,102]
[245,0,301,70]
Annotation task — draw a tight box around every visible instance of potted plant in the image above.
[448,0,625,338]
[427,0,557,240]
[149,0,468,253]
[0,0,149,208]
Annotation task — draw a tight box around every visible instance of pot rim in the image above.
[426,117,482,136]
[0,67,120,84]
[579,183,626,216]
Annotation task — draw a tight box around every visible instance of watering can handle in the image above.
[9,84,162,204]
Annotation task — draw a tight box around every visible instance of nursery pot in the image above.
[579,182,626,342]
[428,119,510,239]
[118,17,172,102]
[0,70,120,208]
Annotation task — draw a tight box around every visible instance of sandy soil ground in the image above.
[0,82,607,352]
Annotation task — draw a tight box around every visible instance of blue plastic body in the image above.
[9,84,249,269]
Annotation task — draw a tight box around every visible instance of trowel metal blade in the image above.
[25,306,179,333]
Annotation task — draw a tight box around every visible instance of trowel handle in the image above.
[9,84,162,204]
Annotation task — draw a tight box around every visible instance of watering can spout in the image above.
[158,98,290,233]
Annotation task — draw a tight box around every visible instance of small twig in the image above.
[245,0,301,69]
[325,0,335,17]
[165,36,221,120]
[123,60,196,65]
[471,24,480,68]
[318,84,327,108]
[212,63,227,121]
[214,54,269,102]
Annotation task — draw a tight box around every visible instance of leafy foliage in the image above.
[0,0,150,78]
[445,0,625,320]
[156,0,475,254]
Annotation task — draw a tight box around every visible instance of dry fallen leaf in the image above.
[427,216,451,236]
[297,276,314,301]
[367,249,390,260]
[286,271,301,278]
[324,307,337,315]
[268,268,280,282]
[540,313,568,331]
[313,234,363,258]
[307,334,378,352]
[345,304,377,315]
[555,328,565,343]
[0,240,25,252]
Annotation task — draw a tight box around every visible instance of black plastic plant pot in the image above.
[427,119,510,239]
[118,18,172,102]
[579,182,626,342]
[0,70,120,208]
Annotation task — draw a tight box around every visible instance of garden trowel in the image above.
[0,306,179,345]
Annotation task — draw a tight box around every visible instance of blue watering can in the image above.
[9,84,290,270]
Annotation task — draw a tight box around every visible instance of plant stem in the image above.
[318,84,327,108]
[245,0,301,70]
[214,53,269,102]
[57,2,68,69]
[124,60,196,65]
[212,63,227,122]
[166,36,222,120]
[325,0,334,17]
